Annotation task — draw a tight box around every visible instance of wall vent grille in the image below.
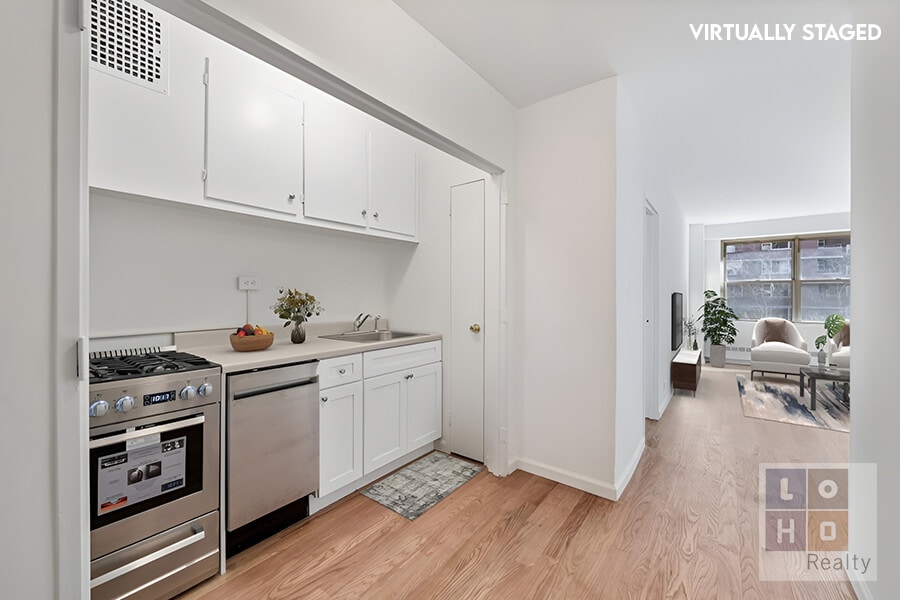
[726,346,752,353]
[89,0,169,93]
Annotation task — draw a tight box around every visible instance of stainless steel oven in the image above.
[88,351,221,600]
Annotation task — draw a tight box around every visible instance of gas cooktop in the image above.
[89,350,220,384]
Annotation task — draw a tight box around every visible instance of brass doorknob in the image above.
[470,324,481,333]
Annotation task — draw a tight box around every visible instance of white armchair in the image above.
[828,321,850,368]
[750,318,810,380]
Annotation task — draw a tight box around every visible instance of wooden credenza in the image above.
[672,349,702,395]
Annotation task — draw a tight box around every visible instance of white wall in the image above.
[614,82,647,482]
[90,192,409,336]
[849,1,900,596]
[695,212,851,363]
[0,0,56,597]
[513,78,620,497]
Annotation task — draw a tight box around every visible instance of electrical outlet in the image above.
[237,276,259,291]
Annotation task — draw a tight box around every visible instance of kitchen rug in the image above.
[736,374,849,433]
[361,451,482,520]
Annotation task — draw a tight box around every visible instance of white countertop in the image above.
[175,323,441,373]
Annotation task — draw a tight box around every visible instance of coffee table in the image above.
[799,365,850,410]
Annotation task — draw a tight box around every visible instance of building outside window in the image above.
[723,234,850,322]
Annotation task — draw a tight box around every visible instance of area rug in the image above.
[361,451,482,520]
[736,374,849,433]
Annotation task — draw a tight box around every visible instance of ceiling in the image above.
[394,0,854,224]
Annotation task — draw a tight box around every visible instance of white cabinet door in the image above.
[369,122,418,238]
[363,372,406,475]
[406,362,442,449]
[304,93,368,227]
[319,381,363,497]
[88,15,206,203]
[204,43,304,215]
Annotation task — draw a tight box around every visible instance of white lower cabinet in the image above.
[362,342,442,475]
[317,341,443,500]
[318,380,364,497]
[363,372,406,474]
[406,362,442,449]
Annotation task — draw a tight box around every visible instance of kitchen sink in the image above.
[319,330,423,343]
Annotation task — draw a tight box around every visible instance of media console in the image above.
[672,349,702,395]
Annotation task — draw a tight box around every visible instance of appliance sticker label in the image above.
[97,435,187,516]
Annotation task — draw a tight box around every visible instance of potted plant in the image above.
[698,289,738,368]
[684,315,699,351]
[814,313,846,365]
[272,288,324,344]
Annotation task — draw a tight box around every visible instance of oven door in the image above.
[89,403,220,561]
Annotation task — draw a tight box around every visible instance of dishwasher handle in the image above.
[227,359,318,398]
[232,377,316,401]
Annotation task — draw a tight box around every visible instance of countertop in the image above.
[175,323,441,374]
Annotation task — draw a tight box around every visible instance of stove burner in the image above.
[89,351,219,384]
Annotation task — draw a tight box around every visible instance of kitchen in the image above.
[83,0,504,597]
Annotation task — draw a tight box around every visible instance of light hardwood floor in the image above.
[180,365,854,599]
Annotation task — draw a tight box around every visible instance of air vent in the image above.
[89,0,169,93]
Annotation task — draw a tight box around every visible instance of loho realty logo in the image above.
[758,463,877,582]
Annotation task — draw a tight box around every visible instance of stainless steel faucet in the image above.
[353,313,372,332]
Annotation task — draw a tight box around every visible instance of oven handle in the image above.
[89,415,206,449]
[89,528,206,589]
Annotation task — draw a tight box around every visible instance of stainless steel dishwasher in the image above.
[226,359,319,555]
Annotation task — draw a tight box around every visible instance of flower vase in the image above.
[291,321,306,344]
[817,348,826,366]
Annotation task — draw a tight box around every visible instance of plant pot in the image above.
[709,344,726,368]
[290,321,306,344]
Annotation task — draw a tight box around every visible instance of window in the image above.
[722,234,850,322]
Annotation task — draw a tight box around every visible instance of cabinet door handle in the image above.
[405,374,414,380]
[288,193,296,201]
[361,209,367,217]
[321,396,328,403]
[338,368,346,375]
[373,212,379,218]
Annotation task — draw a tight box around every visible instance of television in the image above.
[671,292,684,351]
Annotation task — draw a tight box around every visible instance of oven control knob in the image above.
[89,400,110,418]
[198,382,214,397]
[180,385,197,400]
[115,395,135,413]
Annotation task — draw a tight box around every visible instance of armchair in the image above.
[828,321,850,368]
[750,317,811,380]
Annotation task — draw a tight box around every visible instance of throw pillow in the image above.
[763,319,788,343]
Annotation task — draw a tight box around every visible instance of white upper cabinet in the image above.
[88,10,206,203]
[204,42,304,216]
[304,92,369,227]
[369,121,418,238]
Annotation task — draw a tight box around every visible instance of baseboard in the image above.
[849,573,874,600]
[511,457,618,501]
[615,438,645,497]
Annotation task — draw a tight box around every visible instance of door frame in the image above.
[643,200,660,420]
[56,0,91,595]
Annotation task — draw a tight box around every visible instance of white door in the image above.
[450,180,485,461]
[304,92,369,226]
[363,372,405,474]
[319,381,363,497]
[369,121,418,237]
[406,362,442,448]
[204,46,304,215]
[643,202,660,419]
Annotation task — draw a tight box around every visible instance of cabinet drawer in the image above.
[319,354,363,389]
[363,341,442,379]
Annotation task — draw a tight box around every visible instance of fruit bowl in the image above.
[229,333,274,352]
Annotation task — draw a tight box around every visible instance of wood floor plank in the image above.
[178,365,856,600]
